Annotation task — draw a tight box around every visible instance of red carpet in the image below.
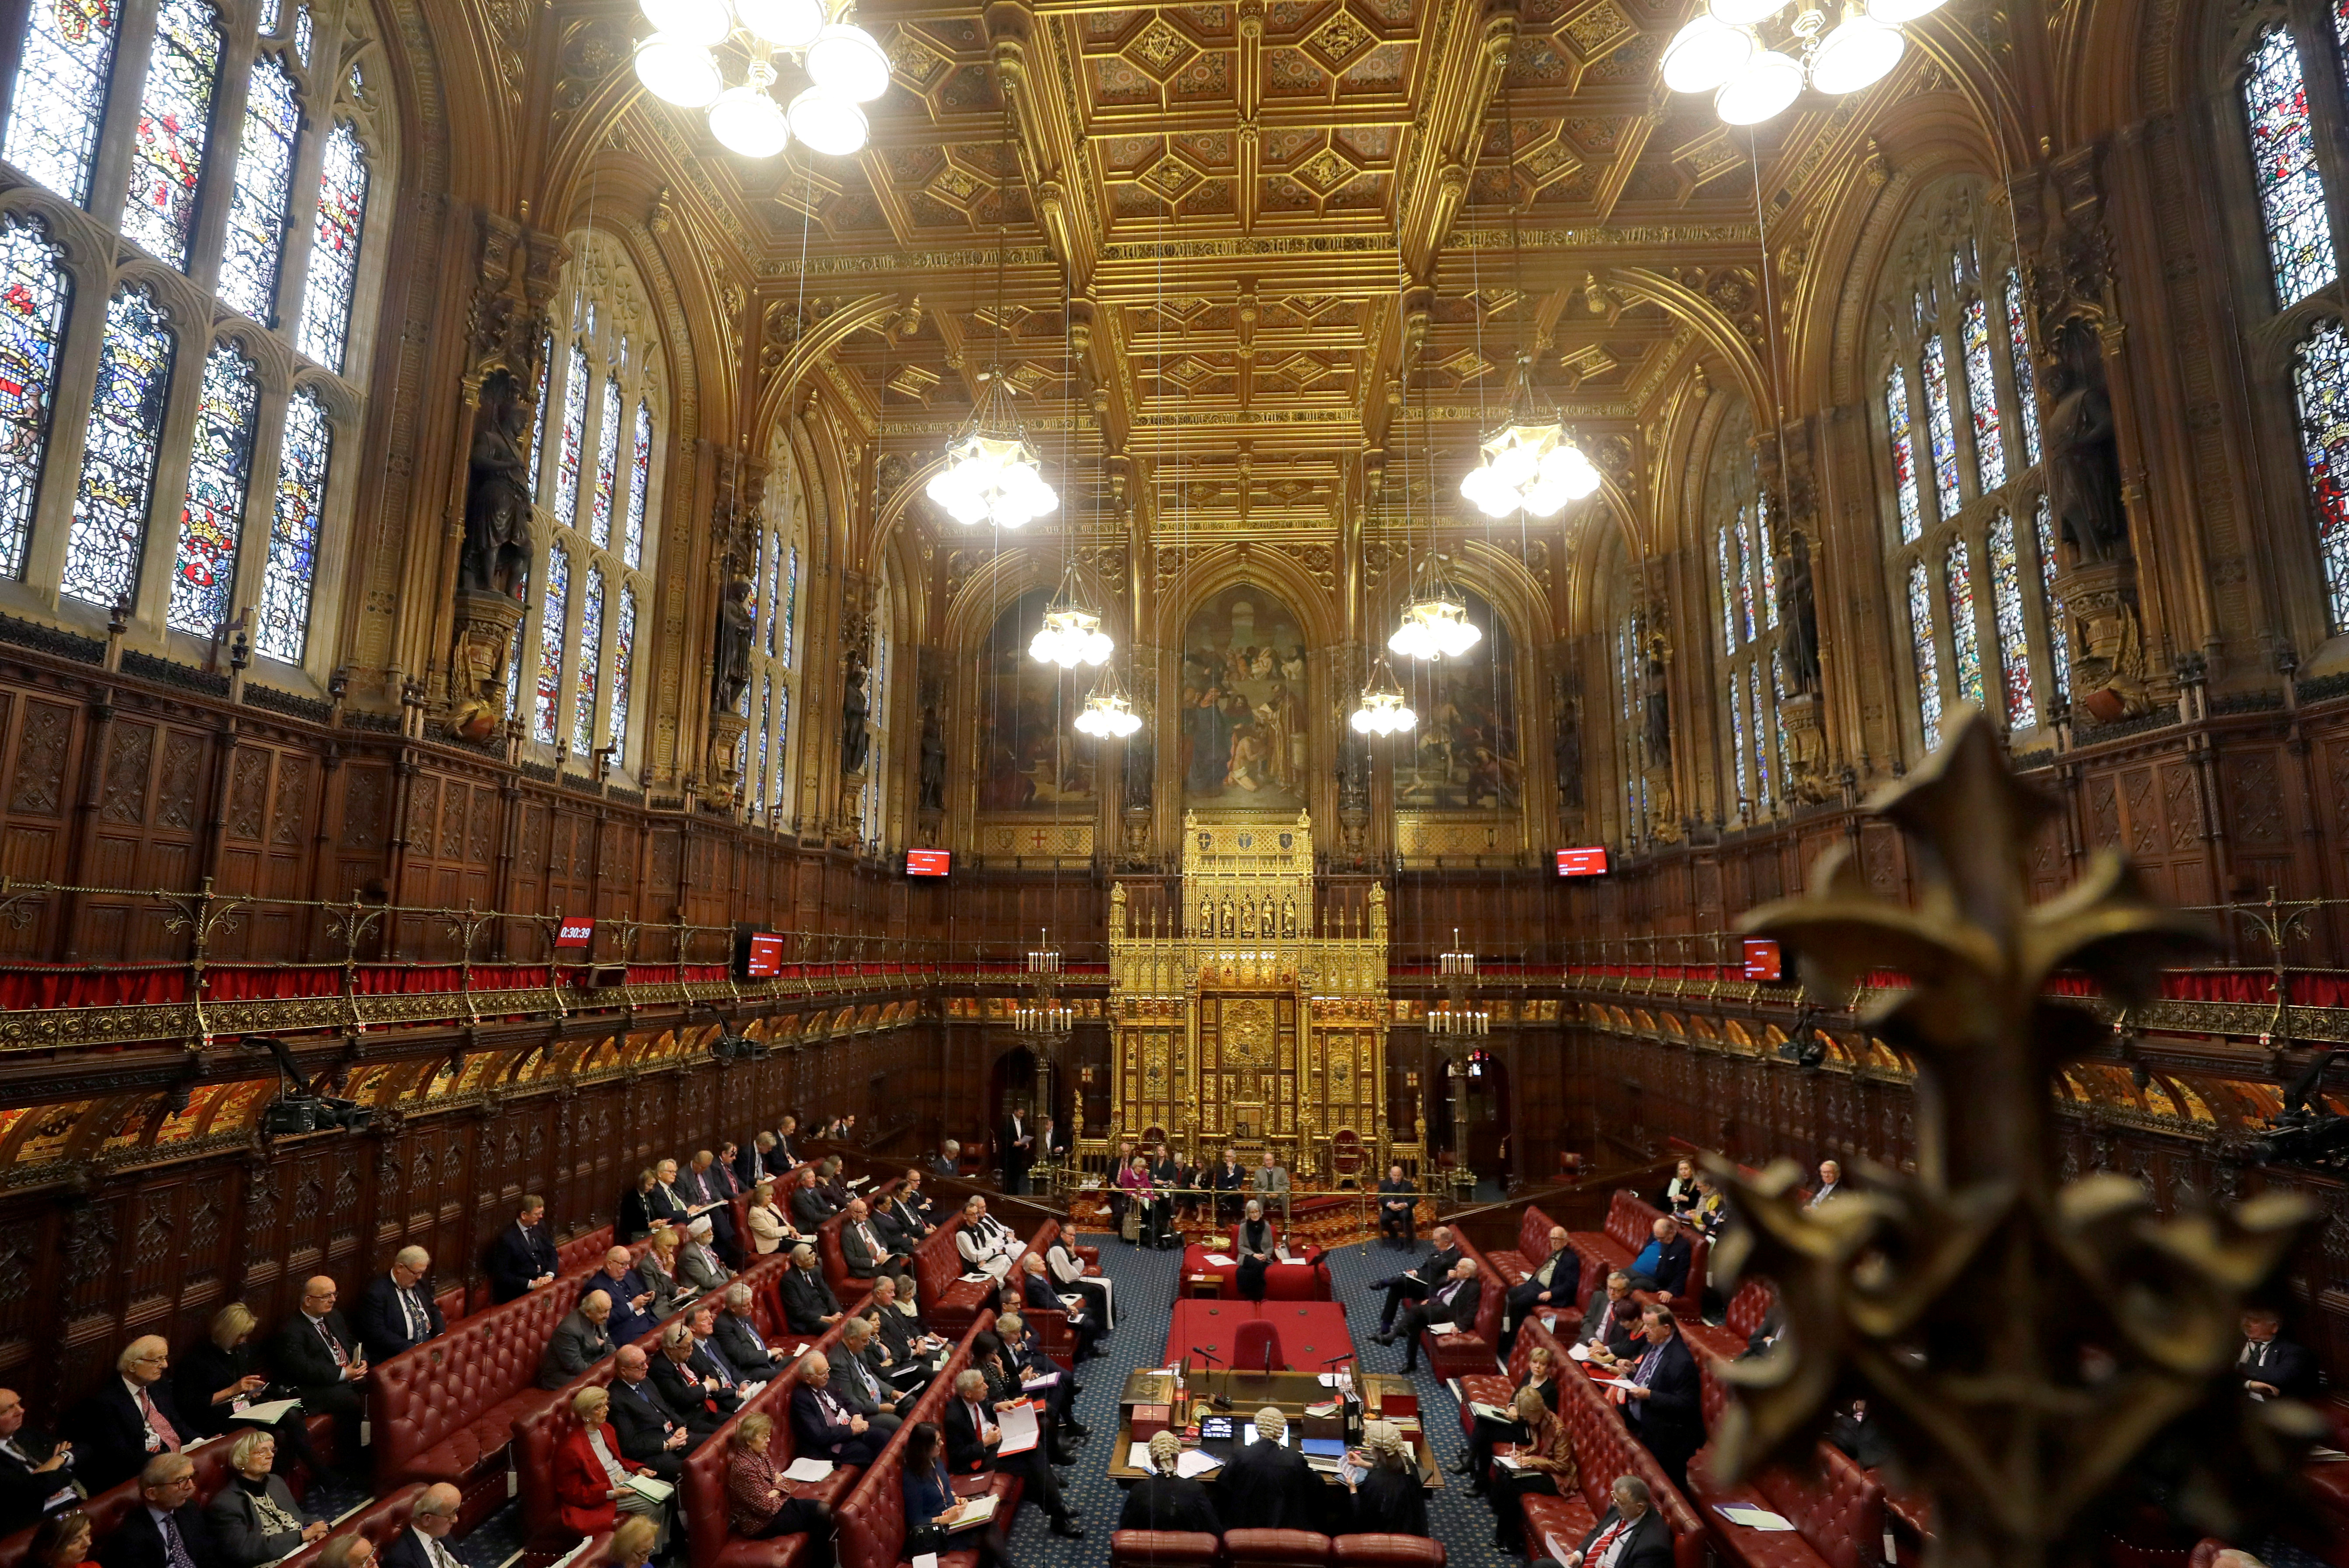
[1178,1243,1333,1300]
[1164,1298,1356,1373]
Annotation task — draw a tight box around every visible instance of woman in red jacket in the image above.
[553,1387,670,1546]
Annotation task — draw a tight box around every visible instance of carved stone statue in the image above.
[1553,692,1583,808]
[2044,321,2129,565]
[1777,528,1822,697]
[1122,722,1153,810]
[1643,640,1671,761]
[711,578,754,713]
[918,704,947,813]
[839,651,872,777]
[459,374,533,599]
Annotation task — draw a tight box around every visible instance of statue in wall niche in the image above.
[1643,638,1672,761]
[1123,722,1153,810]
[2045,320,2130,565]
[712,577,754,712]
[840,650,872,777]
[1777,528,1821,696]
[1553,693,1583,809]
[460,373,533,599]
[918,704,947,813]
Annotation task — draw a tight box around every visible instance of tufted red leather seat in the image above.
[1457,1314,1553,1441]
[0,1430,282,1568]
[1014,1219,1087,1365]
[913,1217,984,1336]
[1110,1531,1223,1567]
[834,1315,1023,1568]
[1568,1192,1710,1317]
[1686,1277,1775,1362]
[1331,1535,1446,1567]
[1418,1231,1506,1381]
[1687,1336,1884,1568]
[1224,1529,1333,1566]
[272,1484,430,1568]
[1518,1338,1709,1568]
[512,1361,620,1558]
[1483,1204,1562,1293]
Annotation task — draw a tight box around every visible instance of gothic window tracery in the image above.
[745,430,807,825]
[1706,399,1785,825]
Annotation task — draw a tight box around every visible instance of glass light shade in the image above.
[708,83,790,155]
[787,87,868,156]
[1660,15,1753,92]
[1076,691,1142,737]
[1030,607,1111,668]
[1707,0,1785,25]
[1715,49,1803,124]
[926,434,1055,527]
[1464,418,1599,518]
[1865,0,1945,21]
[1351,690,1417,735]
[640,0,731,46]
[807,23,891,101]
[733,0,823,46]
[635,34,723,106]
[1810,12,1903,92]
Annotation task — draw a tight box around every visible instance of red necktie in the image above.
[140,1389,181,1451]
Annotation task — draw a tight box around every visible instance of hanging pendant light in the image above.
[1030,562,1113,669]
[925,370,1059,529]
[1350,656,1417,735]
[1664,0,1912,126]
[631,0,881,156]
[1390,554,1482,661]
[1459,352,1602,519]
[1074,663,1144,737]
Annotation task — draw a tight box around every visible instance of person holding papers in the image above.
[1554,1475,1674,1568]
[649,1326,734,1427]
[971,1332,1076,1464]
[0,1387,81,1536]
[1505,1227,1581,1357]
[995,1314,1085,1434]
[955,1197,1022,1279]
[1616,1307,1704,1492]
[1217,1407,1316,1531]
[1487,1385,1576,1554]
[723,1413,837,1562]
[174,1305,325,1481]
[1373,1226,1463,1339]
[204,1432,327,1566]
[1346,1420,1429,1539]
[1018,1253,1102,1364]
[1459,1342,1563,1487]
[552,1388,666,1541]
[788,1355,879,1467]
[1043,1232,1114,1334]
[637,1231,687,1319]
[647,1161,693,1230]
[943,1369,1080,1539]
[827,1320,908,1437]
[1383,1256,1483,1375]
[487,1196,561,1303]
[900,1422,1012,1568]
[1119,1431,1220,1535]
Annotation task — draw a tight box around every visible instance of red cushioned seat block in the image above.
[1225,1527,1334,1566]
[1487,1250,1532,1287]
[1332,1534,1447,1567]
[371,1276,589,1493]
[1110,1530,1224,1567]
[273,1485,431,1568]
[1522,1491,1602,1552]
[1419,1231,1507,1380]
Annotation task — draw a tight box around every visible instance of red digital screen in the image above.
[1555,847,1609,877]
[906,849,952,877]
[554,917,596,949]
[745,932,785,978]
[1743,937,1783,982]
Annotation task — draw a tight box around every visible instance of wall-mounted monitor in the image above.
[554,916,596,949]
[1555,847,1609,877]
[907,849,952,877]
[741,931,785,979]
[1742,937,1785,982]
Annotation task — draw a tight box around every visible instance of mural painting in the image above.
[1396,589,1520,810]
[979,590,1096,811]
[1180,585,1310,812]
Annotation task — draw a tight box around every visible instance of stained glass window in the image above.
[776,684,789,761]
[1730,652,1750,806]
[2003,271,2042,467]
[255,386,329,661]
[292,2,309,63]
[120,0,222,269]
[63,285,175,612]
[0,214,73,579]
[782,544,797,666]
[588,376,619,548]
[1736,507,1756,643]
[1886,365,1923,542]
[168,341,258,636]
[2293,319,2349,633]
[551,343,586,523]
[529,331,554,490]
[1908,559,1942,750]
[534,546,567,744]
[1771,651,1792,793]
[218,52,298,324]
[258,0,278,32]
[1756,501,1778,628]
[296,120,368,372]
[1718,526,1735,654]
[624,400,650,568]
[1921,334,1963,519]
[754,677,771,813]
[2033,493,2070,703]
[1986,512,2037,730]
[502,616,522,720]
[2244,25,2338,306]
[571,568,602,755]
[1750,663,1771,807]
[5,0,123,203]
[1960,296,2006,492]
[1945,538,1985,707]
[609,588,635,757]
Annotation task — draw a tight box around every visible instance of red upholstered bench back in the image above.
[1111,1531,1224,1566]
[273,1484,428,1568]
[557,1225,619,1275]
[1332,1535,1447,1566]
[1753,1445,1886,1568]
[1517,1205,1559,1265]
[0,1431,260,1568]
[370,1275,586,1484]
[1725,1278,1775,1342]
[913,1215,967,1308]
[828,1311,993,1568]
[513,1361,621,1543]
[1605,1191,1654,1253]
[1546,1324,1707,1568]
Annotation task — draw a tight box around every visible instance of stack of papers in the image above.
[1201,1253,1236,1268]
[996,1403,1041,1457]
[782,1458,834,1482]
[234,1399,303,1424]
[1174,1449,1221,1479]
[1470,1401,1515,1422]
[1715,1505,1798,1531]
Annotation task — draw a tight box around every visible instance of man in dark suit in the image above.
[713,1144,748,1200]
[95,1454,222,1568]
[1577,1271,1633,1350]
[1374,1225,1463,1338]
[1000,1109,1033,1195]
[606,1347,702,1478]
[1019,1253,1100,1364]
[943,1369,1081,1538]
[1210,1147,1248,1224]
[647,1326,733,1428]
[1386,1257,1483,1374]
[1620,1306,1705,1491]
[712,1283,787,1371]
[1506,1225,1581,1353]
[862,1278,934,1382]
[268,1277,367,1456]
[487,1196,561,1304]
[1804,1159,1844,1209]
[1828,1399,1893,1468]
[680,1151,740,1261]
[829,1320,910,1433]
[931,1140,962,1179]
[737,1132,780,1189]
[1625,1217,1693,1301]
[1150,1143,1186,1231]
[537,1291,615,1389]
[1215,1407,1316,1531]
[0,1386,80,1536]
[587,1249,658,1347]
[774,1117,800,1168]
[1038,1116,1069,1166]
[2240,1308,2321,1401]
[355,1247,445,1364]
[1554,1475,1674,1568]
[683,1307,754,1394]
[873,1173,932,1249]
[780,1244,845,1334]
[646,1160,693,1231]
[1377,1164,1418,1247]
[789,1168,838,1229]
[789,1354,880,1466]
[63,1337,193,1496]
[377,1483,465,1568]
[837,1199,903,1280]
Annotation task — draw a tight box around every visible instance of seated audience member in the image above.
[356,1247,445,1365]
[713,1283,787,1371]
[1586,1297,1645,1368]
[95,1456,219,1568]
[745,1181,795,1257]
[1219,1407,1315,1530]
[680,1151,738,1260]
[684,1306,754,1396]
[713,1144,748,1201]
[174,1304,322,1478]
[2239,1307,2321,1401]
[1460,1342,1563,1488]
[1150,1144,1187,1231]
[1740,1300,1787,1360]
[969,1330,1074,1465]
[637,1229,687,1318]
[725,1413,837,1564]
[269,1279,367,1455]
[1378,1163,1418,1246]
[1805,1160,1845,1208]
[1017,1252,1101,1363]
[554,1386,670,1544]
[789,1168,836,1230]
[1252,1148,1293,1224]
[676,1218,730,1296]
[780,1245,844,1334]
[1685,1176,1728,1238]
[1375,1225,1462,1337]
[828,1318,911,1434]
[649,1326,733,1428]
[931,1140,961,1179]
[787,1354,878,1467]
[1507,1227,1581,1350]
[816,1157,852,1210]
[600,1515,657,1568]
[943,1368,1079,1539]
[316,1534,374,1568]
[64,1337,194,1496]
[204,1432,326,1566]
[487,1195,560,1303]
[1487,1384,1576,1554]
[1043,1231,1113,1333]
[617,1170,660,1243]
[606,1347,703,1478]
[1119,1430,1219,1534]
[838,1199,903,1280]
[1625,1217,1692,1300]
[378,1484,464,1568]
[901,1421,1010,1568]
[1577,1272,1634,1351]
[736,1133,780,1190]
[1829,1398,1892,1468]
[647,1160,692,1231]
[539,1290,617,1389]
[28,1509,95,1568]
[1619,1306,1705,1492]
[862,1277,933,1379]
[1383,1256,1483,1374]
[771,1118,800,1171]
[1554,1476,1673,1568]
[590,1249,659,1347]
[1233,1200,1280,1303]
[995,1313,1083,1431]
[954,1197,1020,1279]
[875,1171,933,1245]
[0,1387,81,1535]
[1661,1158,1700,1216]
[1209,1146,1248,1224]
[1349,1419,1430,1539]
[1116,1156,1159,1248]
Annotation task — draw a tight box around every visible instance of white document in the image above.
[1175,1448,1222,1479]
[1201,1253,1237,1268]
[1495,1453,1526,1471]
[1021,1372,1060,1391]
[1540,1313,1560,1332]
[1241,1425,1291,1447]
[624,1475,675,1503]
[1470,1401,1515,1422]
[1567,1343,1594,1362]
[947,1495,999,1526]
[1715,1505,1798,1531]
[1317,1373,1342,1386]
[736,1381,768,1399]
[1543,1533,1575,1566]
[961,1273,995,1283]
[848,1175,871,1188]
[1424,1321,1457,1337]
[234,1399,304,1424]
[781,1457,834,1482]
[996,1401,1041,1457]
[1598,1377,1641,1391]
[912,1556,940,1568]
[1128,1441,1157,1471]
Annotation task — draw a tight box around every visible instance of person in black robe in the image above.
[1118,1433,1221,1535]
[1234,1202,1277,1303]
[1214,1408,1316,1532]
[1347,1420,1428,1537]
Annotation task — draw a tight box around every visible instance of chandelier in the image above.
[1017,931,1071,1038]
[1428,1003,1490,1036]
[1389,554,1481,662]
[924,370,1058,529]
[1458,353,1602,519]
[1349,656,1417,735]
[1029,563,1113,669]
[1440,930,1476,977]
[1661,0,1923,126]
[1073,665,1143,738]
[632,0,888,158]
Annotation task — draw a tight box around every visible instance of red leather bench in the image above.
[1482,1204,1563,1293]
[1568,1192,1708,1318]
[1686,1277,1775,1363]
[1416,1230,1506,1381]
[0,1427,302,1568]
[830,1314,1020,1568]
[1457,1314,1567,1444]
[1110,1532,1222,1567]
[1516,1356,1709,1568]
[1226,1528,1334,1565]
[274,1484,430,1568]
[915,1215,1024,1339]
[1688,1333,1885,1568]
[1332,1537,1446,1566]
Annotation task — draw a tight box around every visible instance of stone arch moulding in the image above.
[1148,544,1345,656]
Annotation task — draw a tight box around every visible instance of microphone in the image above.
[1190,1345,1232,1410]
[1263,1340,1274,1376]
